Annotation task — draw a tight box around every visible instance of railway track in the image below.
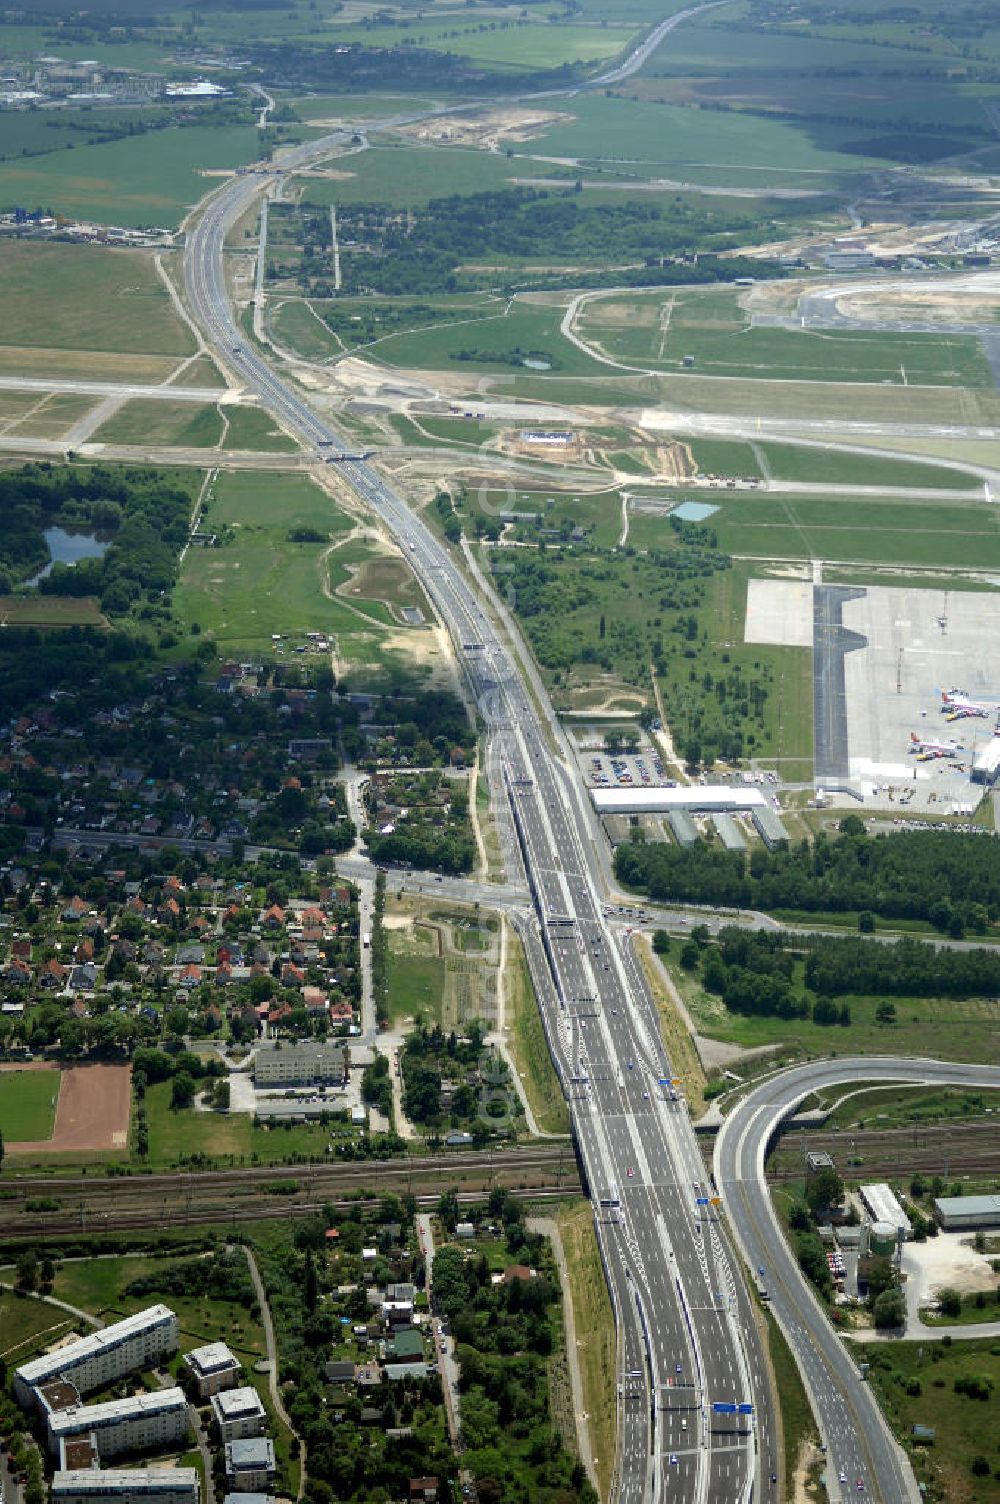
[0,1146,583,1242]
[766,1118,1000,1183]
[2,1184,574,1240]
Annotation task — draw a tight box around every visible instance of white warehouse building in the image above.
[48,1388,189,1460]
[590,787,769,816]
[52,1470,200,1504]
[15,1307,179,1409]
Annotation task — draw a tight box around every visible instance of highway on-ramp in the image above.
[181,59,778,1504]
[716,1057,1000,1504]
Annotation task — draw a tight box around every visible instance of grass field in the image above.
[222,404,300,453]
[0,1070,59,1142]
[270,298,345,361]
[386,937,447,1025]
[143,1081,251,1167]
[577,290,993,387]
[0,124,261,228]
[0,1289,76,1363]
[94,400,224,448]
[860,1338,1000,1502]
[669,493,1000,570]
[555,1199,617,1501]
[0,242,195,355]
[528,93,896,181]
[672,962,1000,1069]
[0,595,108,628]
[173,470,412,658]
[759,444,980,491]
[321,17,637,68]
[52,1251,267,1360]
[8,393,97,439]
[298,146,524,209]
[363,297,608,376]
[507,928,570,1136]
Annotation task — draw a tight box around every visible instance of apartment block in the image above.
[47,1388,189,1460]
[15,1307,179,1409]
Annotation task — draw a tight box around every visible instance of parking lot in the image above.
[584,748,674,790]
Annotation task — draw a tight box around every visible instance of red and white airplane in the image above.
[910,732,962,760]
[941,689,989,721]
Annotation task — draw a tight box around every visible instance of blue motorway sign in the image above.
[712,1403,737,1415]
[695,1197,710,1205]
[737,1404,753,1415]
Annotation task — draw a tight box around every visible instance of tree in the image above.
[170,1071,195,1110]
[805,1166,843,1220]
[0,1125,4,1170]
[652,929,670,956]
[873,1289,905,1329]
[938,1287,962,1318]
[16,1250,38,1291]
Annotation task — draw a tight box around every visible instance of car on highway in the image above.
[626,1167,634,1178]
[668,1455,678,1467]
[675,1364,682,1374]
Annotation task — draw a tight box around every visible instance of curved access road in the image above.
[715,1057,1000,1504]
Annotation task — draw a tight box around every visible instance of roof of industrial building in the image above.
[590,787,768,815]
[712,813,746,851]
[933,1194,1000,1217]
[860,1183,912,1234]
[751,805,790,843]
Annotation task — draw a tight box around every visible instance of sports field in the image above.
[0,1066,60,1142]
[6,1064,131,1157]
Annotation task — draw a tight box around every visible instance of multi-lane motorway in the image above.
[717,1058,1000,1503]
[182,81,778,1504]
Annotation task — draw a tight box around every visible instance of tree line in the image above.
[616,818,1000,934]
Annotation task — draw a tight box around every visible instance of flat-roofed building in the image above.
[184,1343,242,1399]
[667,810,699,848]
[47,1388,189,1460]
[751,806,789,850]
[52,1470,199,1504]
[860,1183,912,1239]
[933,1193,1000,1230]
[253,1041,347,1088]
[15,1307,179,1410]
[225,1439,276,1493]
[211,1387,267,1442]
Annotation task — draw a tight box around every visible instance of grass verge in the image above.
[554,1199,617,1501]
[507,926,570,1136]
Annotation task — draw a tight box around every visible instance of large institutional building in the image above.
[253,1041,347,1088]
[14,1307,180,1408]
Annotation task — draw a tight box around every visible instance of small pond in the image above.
[25,527,110,586]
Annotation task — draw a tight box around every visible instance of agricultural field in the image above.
[526,93,896,185]
[0,595,109,628]
[317,17,639,69]
[0,1068,59,1142]
[575,289,994,387]
[295,147,523,209]
[0,242,195,356]
[0,124,261,228]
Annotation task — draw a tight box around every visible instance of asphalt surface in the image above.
[716,1057,1000,1504]
[812,586,867,786]
[180,62,778,1503]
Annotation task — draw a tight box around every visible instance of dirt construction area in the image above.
[11,1063,131,1155]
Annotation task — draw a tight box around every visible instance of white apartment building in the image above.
[184,1343,242,1399]
[224,1439,276,1493]
[253,1041,347,1088]
[52,1470,200,1504]
[211,1387,267,1442]
[15,1307,179,1409]
[47,1388,189,1459]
